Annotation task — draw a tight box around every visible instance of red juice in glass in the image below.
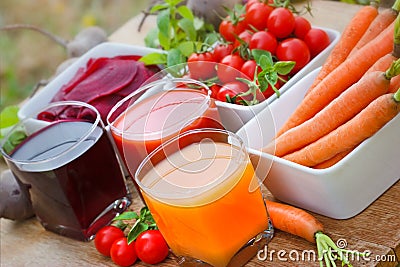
[107,78,223,190]
[1,102,130,241]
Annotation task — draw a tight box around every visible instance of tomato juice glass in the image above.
[107,77,224,195]
[0,101,130,241]
[135,128,274,267]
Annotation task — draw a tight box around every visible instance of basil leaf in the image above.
[139,52,167,66]
[177,5,194,21]
[127,222,149,244]
[113,211,139,221]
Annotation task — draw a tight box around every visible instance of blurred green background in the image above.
[0,0,151,111]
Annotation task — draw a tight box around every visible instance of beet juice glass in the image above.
[0,101,130,241]
[107,77,224,197]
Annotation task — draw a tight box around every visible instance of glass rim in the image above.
[106,77,212,139]
[0,100,102,166]
[134,128,247,201]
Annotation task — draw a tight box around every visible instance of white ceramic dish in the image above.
[18,42,165,119]
[237,67,400,219]
[217,26,340,132]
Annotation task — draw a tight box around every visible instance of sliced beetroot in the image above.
[89,94,125,123]
[117,62,155,97]
[64,59,138,103]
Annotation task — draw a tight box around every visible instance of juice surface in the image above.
[140,142,268,267]
[111,89,222,176]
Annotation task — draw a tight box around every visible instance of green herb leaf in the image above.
[2,130,27,155]
[177,5,194,21]
[178,18,196,41]
[274,61,296,75]
[167,48,185,67]
[139,52,167,65]
[127,221,149,244]
[113,211,139,221]
[149,3,168,13]
[0,106,19,129]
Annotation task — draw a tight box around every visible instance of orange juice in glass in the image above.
[135,129,273,267]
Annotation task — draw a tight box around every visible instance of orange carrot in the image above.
[283,89,400,167]
[276,21,395,137]
[264,59,399,157]
[305,4,379,96]
[266,200,323,243]
[389,76,400,92]
[347,1,399,58]
[313,149,353,169]
[365,53,397,74]
[265,200,360,266]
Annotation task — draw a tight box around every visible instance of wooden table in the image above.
[1,1,399,266]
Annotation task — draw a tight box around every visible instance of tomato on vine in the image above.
[135,230,169,265]
[213,43,234,62]
[94,225,125,257]
[276,38,310,74]
[217,54,245,83]
[249,31,278,55]
[187,52,217,80]
[303,28,331,57]
[267,7,295,39]
[245,2,273,30]
[110,237,138,267]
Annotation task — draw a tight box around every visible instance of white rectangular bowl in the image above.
[237,67,400,219]
[18,42,164,119]
[216,26,340,132]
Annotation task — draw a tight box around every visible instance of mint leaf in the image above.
[0,106,19,129]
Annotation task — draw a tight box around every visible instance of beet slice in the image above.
[64,58,138,103]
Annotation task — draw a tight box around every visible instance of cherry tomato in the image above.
[245,2,273,30]
[216,81,249,103]
[234,30,253,49]
[245,0,260,11]
[276,38,310,74]
[219,20,236,42]
[187,52,216,80]
[110,237,137,267]
[135,230,169,265]
[262,79,282,99]
[213,43,234,62]
[267,7,295,39]
[209,84,222,99]
[293,16,311,39]
[217,54,245,84]
[240,60,260,80]
[219,16,247,42]
[249,31,278,54]
[94,226,125,257]
[303,28,331,57]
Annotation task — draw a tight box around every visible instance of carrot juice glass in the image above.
[107,77,223,193]
[135,128,274,267]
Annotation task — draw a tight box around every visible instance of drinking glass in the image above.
[135,128,274,267]
[107,76,223,195]
[1,101,130,241]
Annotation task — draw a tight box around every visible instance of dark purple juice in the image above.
[7,120,129,241]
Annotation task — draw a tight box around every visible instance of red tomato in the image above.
[245,0,260,11]
[209,84,222,99]
[94,226,125,257]
[219,20,236,42]
[240,60,259,80]
[262,79,282,99]
[293,16,311,39]
[276,38,310,74]
[249,31,278,54]
[303,28,331,57]
[213,43,234,62]
[187,52,216,80]
[219,16,247,42]
[234,30,253,48]
[217,54,245,84]
[216,81,249,103]
[267,7,295,39]
[110,237,137,267]
[135,230,169,265]
[245,2,273,30]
